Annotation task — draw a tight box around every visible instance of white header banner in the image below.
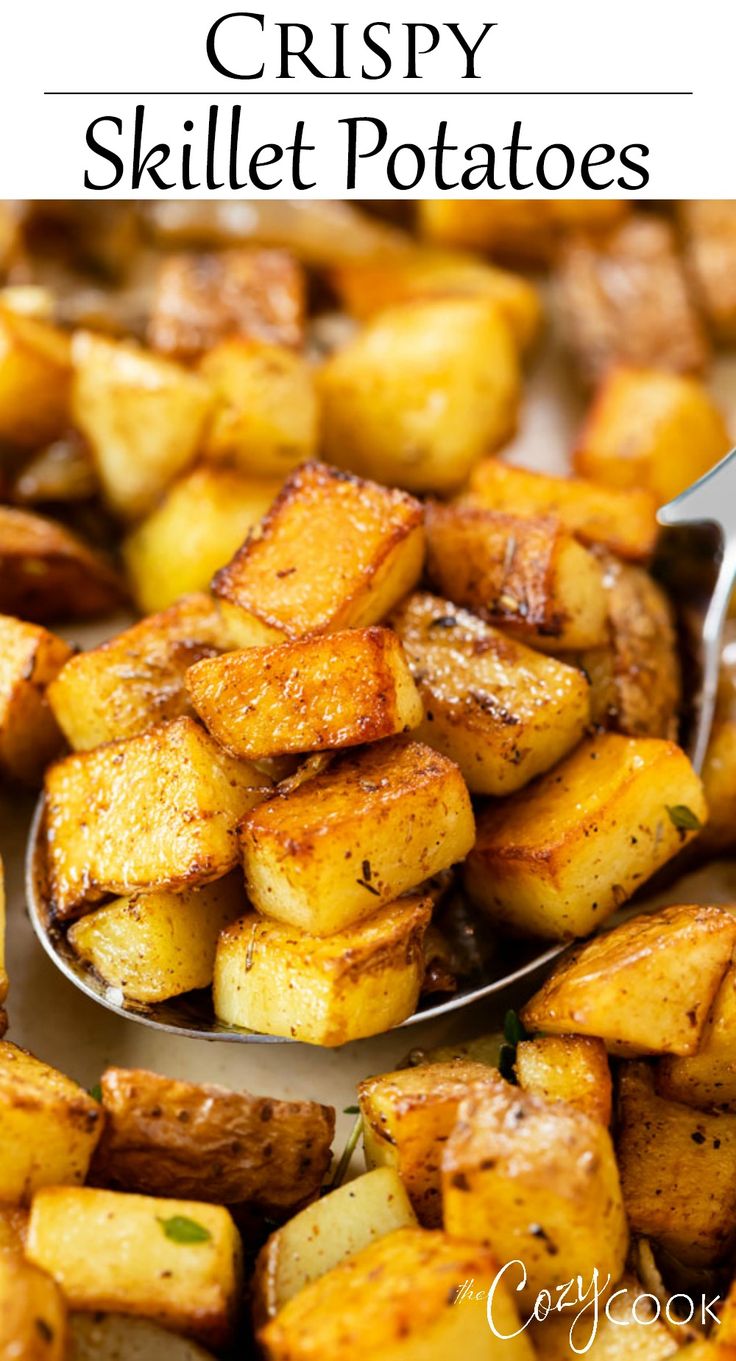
[1,0,733,198]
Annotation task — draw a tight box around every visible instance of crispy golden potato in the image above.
[657,962,736,1109]
[45,716,269,919]
[188,627,422,761]
[358,1061,502,1226]
[0,307,71,448]
[200,340,318,475]
[212,462,424,647]
[418,198,629,264]
[699,635,736,855]
[48,594,230,751]
[253,1168,416,1326]
[617,1062,736,1266]
[0,506,124,623]
[148,249,305,359]
[71,332,214,520]
[26,1187,242,1348]
[463,457,659,562]
[442,1083,628,1305]
[320,298,520,495]
[416,1033,504,1067]
[68,1313,217,1361]
[425,504,608,651]
[0,859,6,1033]
[0,1203,28,1251]
[530,1276,679,1359]
[123,466,279,615]
[213,896,432,1045]
[0,1252,67,1361]
[558,216,709,385]
[11,432,98,506]
[465,735,706,939]
[390,592,590,795]
[259,1226,535,1361]
[575,367,731,503]
[515,1035,612,1124]
[0,1040,103,1202]
[0,615,71,785]
[240,739,474,934]
[90,1066,334,1216]
[330,248,541,351]
[522,905,736,1056]
[68,877,246,1004]
[679,201,736,342]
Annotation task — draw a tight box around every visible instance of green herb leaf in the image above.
[88,1083,102,1103]
[503,1009,528,1047]
[343,1105,360,1115]
[666,804,703,832]
[157,1215,211,1245]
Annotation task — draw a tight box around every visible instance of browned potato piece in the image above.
[199,340,318,475]
[148,249,305,359]
[515,1035,612,1124]
[442,1082,628,1304]
[0,506,124,623]
[679,201,736,342]
[320,298,520,495]
[0,1204,29,1251]
[463,457,658,562]
[214,897,432,1045]
[123,467,280,615]
[26,1187,242,1348]
[0,1252,67,1361]
[212,462,425,646]
[11,432,98,506]
[90,1067,334,1217]
[425,504,608,651]
[557,216,709,386]
[358,1060,502,1226]
[0,203,20,274]
[45,716,269,919]
[390,592,590,795]
[575,367,731,503]
[698,633,736,855]
[188,627,422,760]
[617,1062,736,1266]
[240,738,474,935]
[522,905,736,1056]
[0,615,72,784]
[465,735,707,939]
[418,199,629,264]
[657,962,736,1109]
[259,1226,535,1361]
[0,307,71,448]
[0,1040,103,1202]
[331,248,541,350]
[48,594,230,751]
[530,1276,679,1359]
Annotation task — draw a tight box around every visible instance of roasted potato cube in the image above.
[390,592,590,795]
[11,431,98,506]
[0,1252,67,1361]
[320,298,520,495]
[425,504,608,651]
[331,248,541,351]
[0,859,6,1030]
[463,457,658,562]
[617,1062,736,1266]
[71,332,214,520]
[259,1226,535,1361]
[68,1313,217,1361]
[45,716,269,919]
[148,249,305,359]
[240,738,474,934]
[679,201,736,343]
[515,1035,612,1124]
[212,462,424,646]
[575,366,731,502]
[0,506,124,623]
[90,1066,334,1215]
[0,1203,28,1250]
[68,877,245,1004]
[26,1187,242,1348]
[0,1040,103,1202]
[358,1060,502,1226]
[213,896,431,1045]
[418,198,629,264]
[417,1033,504,1067]
[443,1082,627,1304]
[123,466,279,614]
[699,635,736,854]
[0,307,71,447]
[253,1167,416,1325]
[48,593,230,751]
[558,216,709,385]
[465,735,706,939]
[0,615,72,784]
[657,962,736,1109]
[187,627,422,761]
[200,340,318,475]
[530,1275,679,1359]
[522,905,736,1056]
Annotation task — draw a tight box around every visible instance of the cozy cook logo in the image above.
[454,1263,721,1355]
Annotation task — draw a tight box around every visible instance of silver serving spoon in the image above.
[25,449,736,1043]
